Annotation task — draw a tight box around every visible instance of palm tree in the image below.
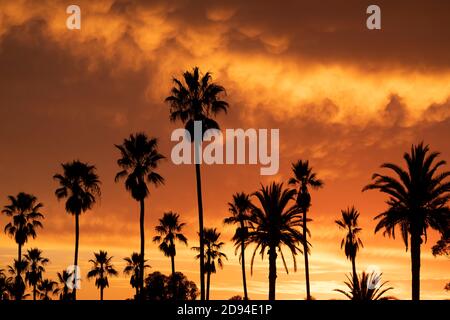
[115,133,164,299]
[56,270,72,300]
[54,160,101,300]
[335,272,395,300]
[166,67,229,300]
[0,269,12,300]
[7,259,29,300]
[289,160,323,300]
[24,248,49,300]
[2,192,44,300]
[87,250,118,300]
[37,279,58,300]
[363,143,450,300]
[224,192,252,300]
[335,207,364,290]
[153,212,188,276]
[193,228,227,300]
[123,252,150,299]
[247,182,304,300]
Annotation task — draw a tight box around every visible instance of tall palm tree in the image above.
[54,160,101,300]
[363,143,450,300]
[247,182,304,300]
[335,272,395,300]
[56,270,72,300]
[153,212,188,276]
[335,207,364,290]
[166,67,229,300]
[193,228,227,300]
[24,248,49,300]
[87,250,118,300]
[2,192,44,300]
[123,252,150,299]
[37,279,58,300]
[224,192,252,300]
[7,259,29,300]
[289,160,323,300]
[115,133,164,299]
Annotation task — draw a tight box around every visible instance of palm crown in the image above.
[289,160,324,210]
[54,161,101,215]
[335,271,395,301]
[193,228,227,274]
[3,193,44,248]
[56,270,72,300]
[165,66,229,139]
[153,212,188,259]
[123,253,150,297]
[87,250,118,300]
[24,248,49,300]
[248,183,304,274]
[224,192,252,250]
[363,143,450,247]
[115,133,165,201]
[37,279,58,300]
[335,207,364,261]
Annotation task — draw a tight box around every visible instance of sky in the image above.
[0,0,449,300]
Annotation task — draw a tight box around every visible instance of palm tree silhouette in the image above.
[7,259,29,300]
[335,271,395,300]
[2,192,44,300]
[363,142,450,300]
[289,160,323,300]
[335,207,364,290]
[115,133,164,299]
[37,279,58,300]
[123,252,151,299]
[56,270,72,300]
[153,212,188,276]
[54,160,101,300]
[193,228,227,300]
[166,67,229,300]
[247,182,304,300]
[224,192,252,300]
[87,250,118,300]
[0,269,12,300]
[24,248,49,300]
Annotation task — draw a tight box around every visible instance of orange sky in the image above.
[0,0,449,300]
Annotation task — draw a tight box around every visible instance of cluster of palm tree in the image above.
[1,67,449,301]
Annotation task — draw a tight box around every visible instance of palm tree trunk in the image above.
[16,244,22,300]
[206,252,211,300]
[171,251,176,299]
[410,231,421,300]
[206,271,211,300]
[268,246,277,300]
[139,198,145,300]
[240,222,248,300]
[100,287,104,301]
[195,162,205,301]
[303,210,311,300]
[33,284,37,301]
[170,245,176,276]
[351,256,359,291]
[73,212,80,300]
